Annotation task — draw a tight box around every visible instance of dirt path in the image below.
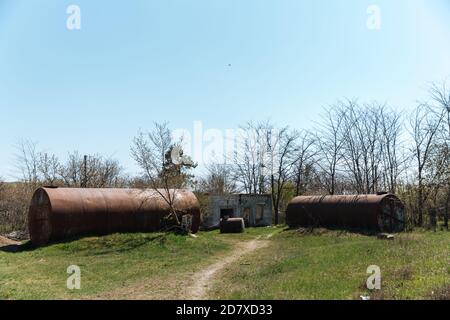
[187,237,269,300]
[93,234,272,300]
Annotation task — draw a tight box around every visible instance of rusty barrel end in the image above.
[28,188,52,246]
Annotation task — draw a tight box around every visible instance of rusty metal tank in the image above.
[286,194,405,233]
[220,217,245,234]
[28,187,201,246]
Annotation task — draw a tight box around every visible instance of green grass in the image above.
[0,232,221,299]
[0,227,276,300]
[209,228,450,300]
[0,227,448,300]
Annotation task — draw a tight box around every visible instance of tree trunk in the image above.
[274,208,279,226]
[445,190,450,230]
[417,172,424,227]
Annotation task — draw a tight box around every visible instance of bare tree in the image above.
[340,102,403,194]
[409,103,445,226]
[15,139,40,187]
[131,122,196,227]
[429,81,450,228]
[266,126,299,225]
[58,152,124,188]
[430,81,450,134]
[197,162,238,195]
[319,101,404,195]
[7,140,42,232]
[83,155,123,187]
[379,106,403,193]
[339,100,366,193]
[315,104,347,195]
[292,130,317,196]
[0,177,4,208]
[232,122,271,194]
[358,104,384,194]
[59,152,83,187]
[38,153,61,186]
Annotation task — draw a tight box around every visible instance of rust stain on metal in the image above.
[286,194,405,233]
[28,187,201,246]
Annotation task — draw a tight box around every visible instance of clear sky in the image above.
[1,0,450,180]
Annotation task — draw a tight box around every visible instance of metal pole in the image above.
[82,155,87,188]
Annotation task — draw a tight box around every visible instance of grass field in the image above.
[209,228,450,300]
[0,227,448,300]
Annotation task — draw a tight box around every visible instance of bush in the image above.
[0,182,34,234]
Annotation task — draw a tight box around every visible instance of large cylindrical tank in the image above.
[286,194,405,233]
[28,187,201,246]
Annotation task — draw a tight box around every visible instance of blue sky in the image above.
[1,0,450,180]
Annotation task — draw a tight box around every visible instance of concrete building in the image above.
[203,194,273,228]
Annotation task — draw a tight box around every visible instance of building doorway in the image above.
[220,208,234,219]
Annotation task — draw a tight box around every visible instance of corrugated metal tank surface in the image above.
[286,194,405,233]
[28,187,201,246]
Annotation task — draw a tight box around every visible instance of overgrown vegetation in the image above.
[208,229,450,300]
[0,182,31,233]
